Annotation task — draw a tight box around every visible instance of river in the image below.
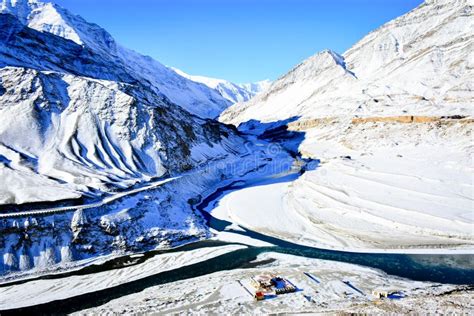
[0,171,473,314]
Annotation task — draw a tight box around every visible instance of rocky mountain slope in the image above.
[172,67,271,104]
[219,0,474,251]
[0,0,290,274]
[1,0,235,119]
[0,11,246,205]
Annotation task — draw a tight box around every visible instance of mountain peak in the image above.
[221,0,472,125]
[0,0,85,45]
[238,80,272,95]
[284,49,352,82]
[320,49,345,65]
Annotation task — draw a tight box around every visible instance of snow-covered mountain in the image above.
[172,67,271,104]
[0,11,248,205]
[221,0,473,124]
[0,0,472,277]
[0,0,289,273]
[0,0,234,119]
[238,80,272,95]
[219,0,474,251]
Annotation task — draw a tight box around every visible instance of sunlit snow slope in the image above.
[1,0,233,119]
[221,0,473,122]
[220,0,474,251]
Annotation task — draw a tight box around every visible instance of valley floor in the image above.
[75,252,474,315]
[210,120,474,253]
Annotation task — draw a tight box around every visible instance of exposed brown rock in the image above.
[351,115,472,125]
[287,117,339,131]
[286,115,472,132]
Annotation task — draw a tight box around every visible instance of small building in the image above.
[255,291,265,301]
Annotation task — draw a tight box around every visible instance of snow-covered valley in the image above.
[207,119,473,252]
[0,0,473,314]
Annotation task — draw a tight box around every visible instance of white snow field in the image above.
[208,120,474,252]
[75,252,474,315]
[292,122,473,251]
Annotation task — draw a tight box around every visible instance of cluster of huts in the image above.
[250,273,296,300]
[247,272,404,302]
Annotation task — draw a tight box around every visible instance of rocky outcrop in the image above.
[285,115,473,132]
[287,117,340,131]
[351,115,472,124]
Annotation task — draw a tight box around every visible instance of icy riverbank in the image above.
[0,244,245,310]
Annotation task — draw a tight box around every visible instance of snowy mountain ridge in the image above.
[239,80,272,94]
[220,49,359,123]
[221,0,473,124]
[171,67,271,104]
[0,0,236,118]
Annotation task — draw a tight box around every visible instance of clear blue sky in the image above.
[52,0,423,83]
